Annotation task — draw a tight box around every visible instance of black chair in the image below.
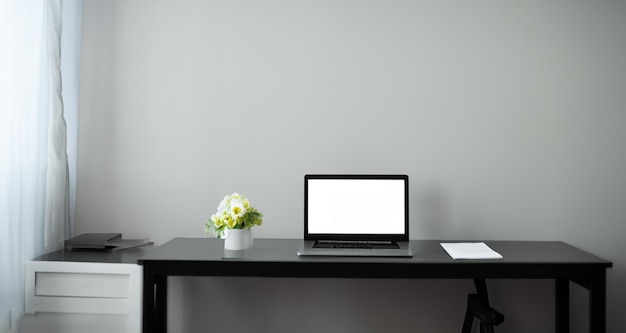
[461,279,505,333]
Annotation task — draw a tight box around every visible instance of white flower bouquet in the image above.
[205,193,263,238]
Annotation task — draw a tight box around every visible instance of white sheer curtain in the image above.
[0,1,80,332]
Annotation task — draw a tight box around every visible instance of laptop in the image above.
[297,174,413,257]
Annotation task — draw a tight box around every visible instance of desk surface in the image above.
[137,238,611,279]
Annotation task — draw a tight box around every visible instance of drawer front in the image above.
[35,272,130,298]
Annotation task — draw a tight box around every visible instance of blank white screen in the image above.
[307,179,406,234]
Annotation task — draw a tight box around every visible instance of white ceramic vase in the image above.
[224,229,253,250]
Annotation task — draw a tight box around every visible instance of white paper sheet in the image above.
[440,242,503,260]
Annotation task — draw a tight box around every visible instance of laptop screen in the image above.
[304,175,409,241]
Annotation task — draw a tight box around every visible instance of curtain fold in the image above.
[44,0,70,253]
[0,1,78,332]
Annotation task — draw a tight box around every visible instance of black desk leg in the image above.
[155,275,168,333]
[142,268,156,333]
[555,279,569,333]
[589,272,607,333]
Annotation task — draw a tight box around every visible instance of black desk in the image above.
[138,238,612,333]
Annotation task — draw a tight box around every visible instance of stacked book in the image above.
[64,233,153,251]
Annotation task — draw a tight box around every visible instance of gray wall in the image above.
[77,1,626,332]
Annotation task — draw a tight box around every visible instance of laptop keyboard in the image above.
[313,240,400,249]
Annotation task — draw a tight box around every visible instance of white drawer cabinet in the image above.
[23,248,149,333]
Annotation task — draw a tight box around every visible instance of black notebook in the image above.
[65,233,152,251]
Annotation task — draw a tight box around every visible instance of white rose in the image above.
[229,196,246,219]
[217,195,230,215]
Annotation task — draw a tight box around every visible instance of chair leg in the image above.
[461,298,475,333]
[461,280,504,333]
[474,279,489,302]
